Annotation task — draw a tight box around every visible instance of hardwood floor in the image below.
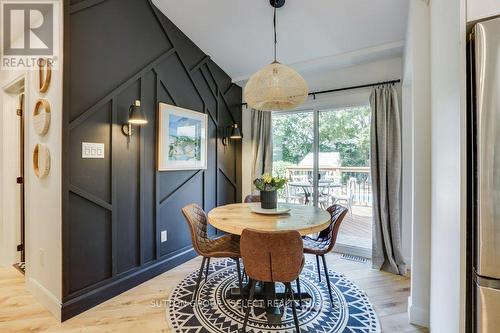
[0,253,427,332]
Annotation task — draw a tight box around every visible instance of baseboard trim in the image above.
[408,296,430,327]
[26,277,62,322]
[61,247,196,321]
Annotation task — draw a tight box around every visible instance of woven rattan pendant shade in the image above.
[244,61,308,111]
[243,0,308,111]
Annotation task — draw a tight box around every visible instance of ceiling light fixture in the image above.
[243,0,308,112]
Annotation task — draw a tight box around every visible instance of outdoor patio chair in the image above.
[331,177,357,215]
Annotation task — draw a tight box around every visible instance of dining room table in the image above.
[207,202,331,324]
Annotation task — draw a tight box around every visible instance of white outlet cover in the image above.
[161,230,167,243]
[82,142,105,159]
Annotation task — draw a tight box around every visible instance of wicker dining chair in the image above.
[302,204,348,305]
[244,194,261,203]
[240,229,304,332]
[181,203,244,303]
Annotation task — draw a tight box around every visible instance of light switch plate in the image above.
[161,230,167,243]
[82,142,105,159]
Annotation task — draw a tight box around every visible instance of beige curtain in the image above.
[251,109,273,190]
[370,84,406,275]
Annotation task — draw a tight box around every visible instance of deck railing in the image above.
[285,166,372,206]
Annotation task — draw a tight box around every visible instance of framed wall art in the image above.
[158,103,207,171]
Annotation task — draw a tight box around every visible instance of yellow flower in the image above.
[262,173,272,183]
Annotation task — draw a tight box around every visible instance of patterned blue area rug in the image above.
[166,258,380,333]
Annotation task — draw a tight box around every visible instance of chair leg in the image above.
[283,283,290,310]
[316,255,321,282]
[235,258,244,310]
[204,257,211,282]
[321,255,334,305]
[192,257,206,302]
[240,259,248,283]
[285,282,301,332]
[242,279,256,333]
[296,278,303,308]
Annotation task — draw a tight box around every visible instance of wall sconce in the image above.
[222,124,242,146]
[121,100,148,136]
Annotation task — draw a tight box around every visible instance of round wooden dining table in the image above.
[207,202,331,236]
[207,202,331,324]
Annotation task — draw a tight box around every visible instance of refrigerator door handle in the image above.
[477,283,500,333]
[475,19,500,280]
[475,274,500,290]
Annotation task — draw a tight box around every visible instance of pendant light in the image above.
[244,0,308,111]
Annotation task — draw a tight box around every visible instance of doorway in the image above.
[272,105,373,258]
[1,77,26,273]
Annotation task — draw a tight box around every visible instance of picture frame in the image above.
[158,103,207,171]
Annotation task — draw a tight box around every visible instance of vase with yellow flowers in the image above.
[253,173,287,209]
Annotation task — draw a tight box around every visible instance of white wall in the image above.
[467,0,500,22]
[0,1,63,320]
[403,0,431,327]
[429,0,467,331]
[0,86,22,267]
[0,80,2,267]
[302,56,402,93]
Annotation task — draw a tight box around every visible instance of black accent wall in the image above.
[62,0,242,320]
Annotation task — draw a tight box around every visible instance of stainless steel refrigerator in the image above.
[470,16,500,333]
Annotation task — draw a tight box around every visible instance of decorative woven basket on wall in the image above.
[33,144,51,178]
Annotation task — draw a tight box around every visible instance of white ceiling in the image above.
[152,0,409,83]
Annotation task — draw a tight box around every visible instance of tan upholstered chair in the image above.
[181,203,244,302]
[240,229,304,332]
[244,194,261,203]
[302,204,348,304]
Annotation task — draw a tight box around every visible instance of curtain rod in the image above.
[240,79,401,106]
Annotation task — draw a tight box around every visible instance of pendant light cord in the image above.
[273,0,277,62]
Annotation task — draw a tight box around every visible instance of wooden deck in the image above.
[278,198,373,252]
[336,205,372,250]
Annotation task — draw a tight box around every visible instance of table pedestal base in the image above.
[225,282,311,325]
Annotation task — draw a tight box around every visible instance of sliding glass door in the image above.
[272,105,373,256]
[318,106,372,255]
[272,111,315,205]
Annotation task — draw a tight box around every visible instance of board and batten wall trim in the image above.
[62,0,242,320]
